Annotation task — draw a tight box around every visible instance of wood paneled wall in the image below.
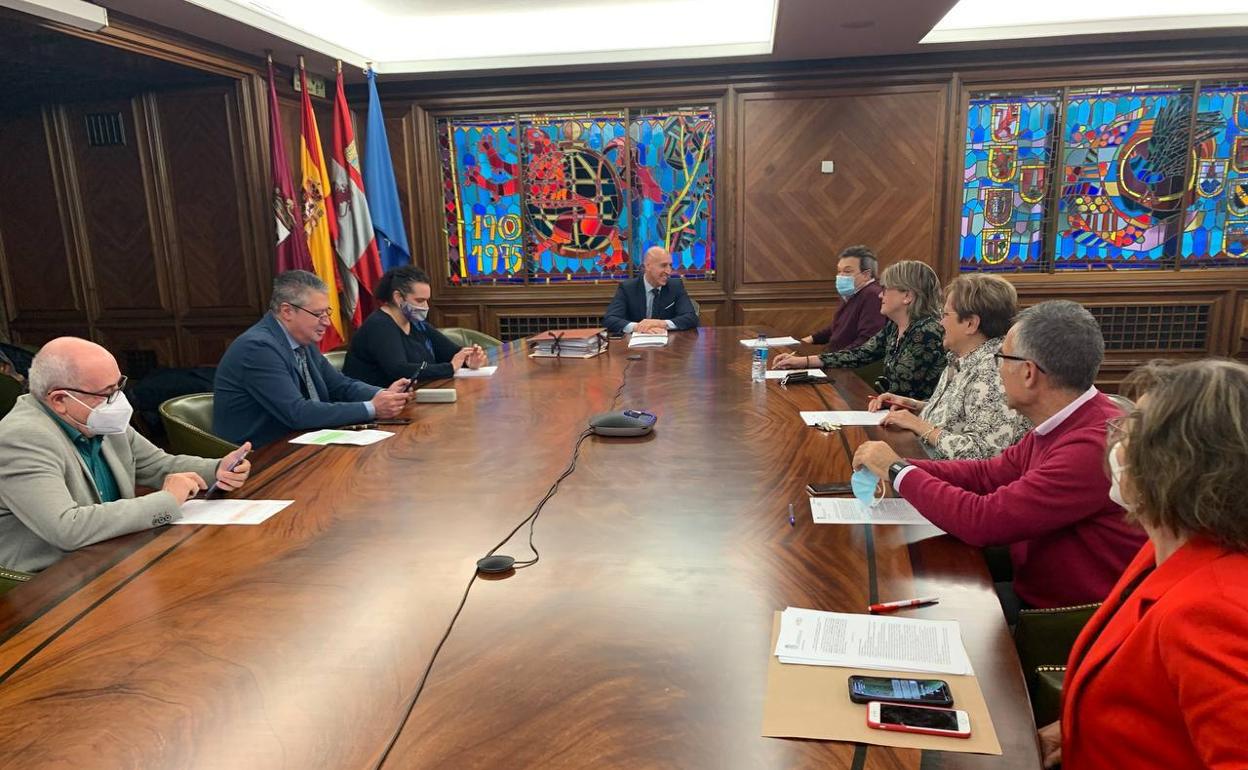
[0,83,268,371]
[2,13,1248,391]
[378,40,1248,387]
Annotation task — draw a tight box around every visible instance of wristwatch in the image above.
[887,460,911,485]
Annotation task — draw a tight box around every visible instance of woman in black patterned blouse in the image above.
[773,260,946,400]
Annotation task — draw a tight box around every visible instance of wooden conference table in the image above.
[0,327,1041,769]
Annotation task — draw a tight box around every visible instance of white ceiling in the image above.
[77,0,1248,82]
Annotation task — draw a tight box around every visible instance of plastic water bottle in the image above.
[751,333,768,382]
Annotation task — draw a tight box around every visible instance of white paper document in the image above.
[628,331,669,348]
[799,410,886,427]
[764,368,826,380]
[454,366,497,378]
[810,497,943,530]
[176,499,293,526]
[740,336,801,348]
[774,607,974,676]
[289,429,395,446]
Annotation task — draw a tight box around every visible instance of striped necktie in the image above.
[294,347,321,402]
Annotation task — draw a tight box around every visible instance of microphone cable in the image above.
[373,357,635,768]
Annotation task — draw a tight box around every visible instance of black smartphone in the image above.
[849,676,954,707]
[806,482,852,496]
[375,418,411,426]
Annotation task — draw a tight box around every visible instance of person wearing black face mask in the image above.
[344,266,488,388]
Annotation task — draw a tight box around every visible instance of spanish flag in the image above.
[298,57,345,351]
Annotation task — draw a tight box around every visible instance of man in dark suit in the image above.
[603,246,699,334]
[214,270,411,447]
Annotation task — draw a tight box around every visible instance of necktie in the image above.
[647,287,660,318]
[294,347,321,402]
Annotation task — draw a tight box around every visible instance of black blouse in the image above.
[343,310,463,387]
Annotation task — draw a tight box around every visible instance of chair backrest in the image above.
[159,393,238,458]
[324,350,348,371]
[0,374,24,421]
[439,327,503,349]
[0,566,33,596]
[689,297,701,315]
[1105,393,1135,413]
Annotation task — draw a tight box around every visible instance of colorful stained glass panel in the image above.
[437,107,716,285]
[1182,84,1248,263]
[1056,86,1193,269]
[960,94,1058,272]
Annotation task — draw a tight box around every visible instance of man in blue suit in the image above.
[214,271,411,447]
[603,246,699,334]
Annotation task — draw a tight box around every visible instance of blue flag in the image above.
[363,69,411,271]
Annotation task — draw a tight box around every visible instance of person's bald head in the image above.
[29,337,122,404]
[642,246,673,287]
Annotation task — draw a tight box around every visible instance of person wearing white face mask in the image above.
[1038,359,1248,770]
[0,337,252,573]
[344,265,488,388]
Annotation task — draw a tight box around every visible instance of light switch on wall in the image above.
[820,160,835,174]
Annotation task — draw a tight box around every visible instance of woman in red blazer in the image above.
[1039,359,1248,769]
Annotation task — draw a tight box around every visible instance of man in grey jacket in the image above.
[0,337,252,573]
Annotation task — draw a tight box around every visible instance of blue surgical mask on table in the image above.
[401,303,429,324]
[67,392,133,435]
[851,467,883,508]
[835,275,856,299]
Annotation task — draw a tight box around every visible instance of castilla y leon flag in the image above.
[298,58,346,351]
[267,57,312,273]
[331,62,384,327]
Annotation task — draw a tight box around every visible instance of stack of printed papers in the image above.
[774,607,974,675]
[810,497,942,530]
[739,336,801,348]
[290,429,394,446]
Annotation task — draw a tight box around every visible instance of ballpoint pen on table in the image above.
[788,502,796,527]
[868,596,940,614]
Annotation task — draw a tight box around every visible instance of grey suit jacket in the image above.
[0,395,221,572]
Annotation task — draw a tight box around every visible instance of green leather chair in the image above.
[0,566,33,596]
[1014,602,1101,725]
[0,373,23,420]
[159,393,238,459]
[1032,665,1067,726]
[324,350,348,371]
[440,327,503,349]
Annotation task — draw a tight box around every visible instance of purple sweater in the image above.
[809,282,886,350]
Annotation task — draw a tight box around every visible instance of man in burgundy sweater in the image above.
[800,245,886,351]
[854,301,1145,619]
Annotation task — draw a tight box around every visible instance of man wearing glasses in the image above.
[0,337,253,573]
[214,270,412,447]
[853,301,1146,622]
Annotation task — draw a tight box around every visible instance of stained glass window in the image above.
[1182,83,1248,264]
[437,107,716,285]
[960,93,1059,272]
[1056,85,1195,270]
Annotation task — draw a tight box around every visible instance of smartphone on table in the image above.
[866,702,971,739]
[848,675,953,706]
[806,482,852,496]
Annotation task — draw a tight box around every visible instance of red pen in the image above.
[868,596,939,614]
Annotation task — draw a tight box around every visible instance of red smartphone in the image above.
[866,702,971,739]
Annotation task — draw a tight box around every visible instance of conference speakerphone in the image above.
[588,409,657,437]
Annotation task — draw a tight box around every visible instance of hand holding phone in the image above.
[866,702,970,739]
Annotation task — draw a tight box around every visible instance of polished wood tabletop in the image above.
[0,327,1041,769]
